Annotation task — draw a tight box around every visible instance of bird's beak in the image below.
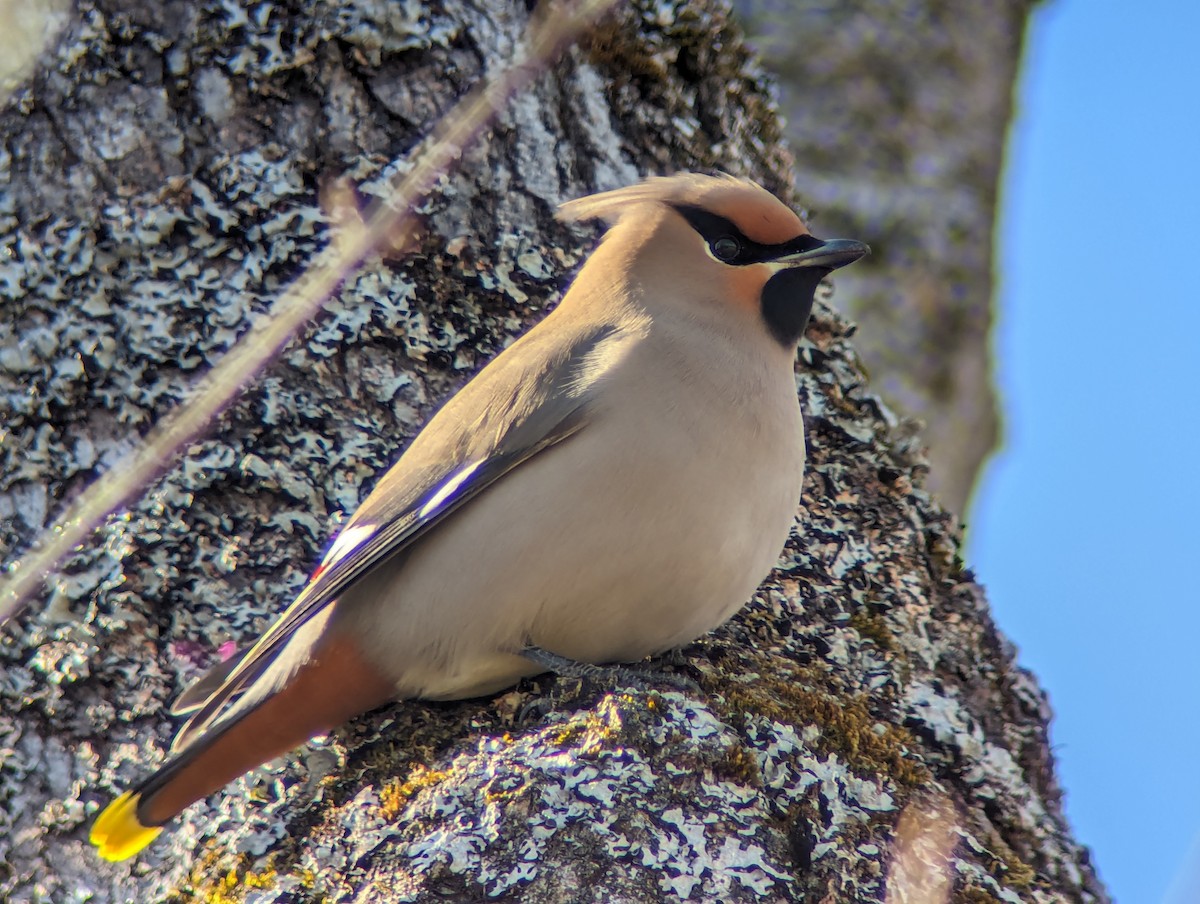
[773,238,870,271]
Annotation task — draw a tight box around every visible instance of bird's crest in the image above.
[558,172,806,246]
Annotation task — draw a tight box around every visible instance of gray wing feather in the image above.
[168,324,618,752]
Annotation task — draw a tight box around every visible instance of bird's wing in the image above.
[170,322,625,753]
[169,648,248,716]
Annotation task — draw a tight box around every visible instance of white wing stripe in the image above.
[322,523,378,568]
[418,460,485,519]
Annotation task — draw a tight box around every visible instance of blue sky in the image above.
[968,2,1200,902]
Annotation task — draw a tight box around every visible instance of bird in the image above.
[89,172,868,861]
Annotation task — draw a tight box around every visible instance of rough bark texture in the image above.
[0,1,1105,903]
[735,0,1028,516]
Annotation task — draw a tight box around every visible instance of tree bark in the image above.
[0,1,1105,902]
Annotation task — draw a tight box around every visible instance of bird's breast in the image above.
[532,359,805,663]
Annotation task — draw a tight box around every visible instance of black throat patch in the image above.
[760,267,825,346]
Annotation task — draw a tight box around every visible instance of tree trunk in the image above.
[0,1,1106,902]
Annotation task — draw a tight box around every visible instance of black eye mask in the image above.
[668,201,867,346]
[669,203,826,266]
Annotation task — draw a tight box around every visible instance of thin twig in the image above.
[0,0,620,625]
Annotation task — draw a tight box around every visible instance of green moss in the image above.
[170,853,282,904]
[847,610,900,656]
[378,765,450,820]
[952,886,1004,904]
[709,658,929,789]
[579,0,788,183]
[1002,858,1037,889]
[983,834,1038,890]
[582,17,669,82]
[711,741,764,787]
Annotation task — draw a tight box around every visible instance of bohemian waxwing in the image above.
[90,172,868,860]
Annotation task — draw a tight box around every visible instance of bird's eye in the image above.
[711,236,741,261]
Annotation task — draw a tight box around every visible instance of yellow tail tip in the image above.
[90,790,163,861]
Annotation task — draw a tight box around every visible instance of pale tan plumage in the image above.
[90,173,867,861]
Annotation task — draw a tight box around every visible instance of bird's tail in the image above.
[90,720,240,862]
[90,787,165,861]
[89,707,270,862]
[89,632,396,861]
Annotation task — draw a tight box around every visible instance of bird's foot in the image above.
[520,645,699,694]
